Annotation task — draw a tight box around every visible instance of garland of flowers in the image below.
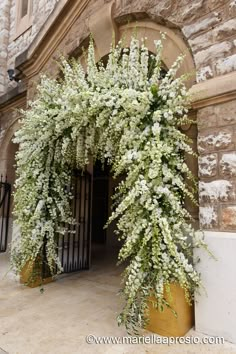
[12,36,208,333]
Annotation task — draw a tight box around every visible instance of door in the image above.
[0,178,11,253]
[58,170,92,273]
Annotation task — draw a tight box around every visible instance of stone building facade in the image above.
[0,0,236,343]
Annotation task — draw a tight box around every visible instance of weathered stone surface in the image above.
[207,0,228,10]
[180,0,205,22]
[216,54,236,75]
[221,206,236,230]
[213,18,236,41]
[199,205,218,229]
[198,129,233,153]
[195,41,233,69]
[229,0,236,16]
[197,106,216,130]
[199,153,217,177]
[182,12,221,38]
[189,32,213,53]
[220,152,236,177]
[215,100,236,126]
[115,0,154,18]
[145,0,174,23]
[196,65,214,82]
[199,180,233,202]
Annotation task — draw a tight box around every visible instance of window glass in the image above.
[21,0,28,18]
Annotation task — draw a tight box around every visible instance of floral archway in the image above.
[11,37,207,333]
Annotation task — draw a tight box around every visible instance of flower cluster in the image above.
[12,37,208,333]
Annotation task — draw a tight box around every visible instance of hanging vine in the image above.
[12,36,208,333]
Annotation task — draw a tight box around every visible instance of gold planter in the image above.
[145,283,194,337]
[20,258,53,288]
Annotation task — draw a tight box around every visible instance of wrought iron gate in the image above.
[0,176,11,253]
[58,171,92,273]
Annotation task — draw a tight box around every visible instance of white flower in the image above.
[152,122,161,135]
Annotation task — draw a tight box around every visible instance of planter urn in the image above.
[146,283,194,337]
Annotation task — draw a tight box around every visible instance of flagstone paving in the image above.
[1,249,236,354]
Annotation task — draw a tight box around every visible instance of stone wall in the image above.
[0,0,60,94]
[198,100,236,231]
[0,0,11,93]
[1,0,236,96]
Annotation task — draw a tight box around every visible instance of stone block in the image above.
[177,0,206,23]
[141,0,173,22]
[221,206,236,230]
[196,66,214,82]
[199,180,233,202]
[198,129,233,153]
[197,106,216,130]
[182,12,221,38]
[213,18,236,41]
[220,152,236,177]
[216,54,236,75]
[199,205,218,229]
[215,100,236,126]
[195,41,233,69]
[198,153,217,177]
[189,32,213,53]
[229,0,236,16]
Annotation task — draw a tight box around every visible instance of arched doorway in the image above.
[57,20,197,276]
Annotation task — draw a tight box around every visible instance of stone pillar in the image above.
[193,92,236,343]
[0,0,11,94]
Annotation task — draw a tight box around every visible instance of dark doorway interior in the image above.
[91,160,121,268]
[91,160,109,245]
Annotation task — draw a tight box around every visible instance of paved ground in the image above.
[0,249,236,354]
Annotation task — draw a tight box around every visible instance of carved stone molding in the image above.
[118,21,195,87]
[190,71,236,109]
[15,0,90,80]
[88,1,118,61]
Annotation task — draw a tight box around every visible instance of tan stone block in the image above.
[198,129,234,153]
[220,152,236,177]
[229,0,236,16]
[199,179,234,202]
[195,41,233,69]
[213,19,236,41]
[189,32,213,53]
[197,106,216,130]
[181,0,206,22]
[216,54,236,75]
[208,0,228,10]
[199,153,218,177]
[221,205,236,230]
[215,100,236,126]
[199,205,218,229]
[196,66,214,82]
[182,12,221,38]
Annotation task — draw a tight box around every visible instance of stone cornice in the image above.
[0,83,27,112]
[190,71,236,109]
[0,95,26,114]
[15,0,90,80]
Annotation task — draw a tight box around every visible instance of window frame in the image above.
[14,0,33,39]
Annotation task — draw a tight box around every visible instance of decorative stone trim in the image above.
[191,71,236,109]
[15,0,90,80]
[88,1,118,60]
